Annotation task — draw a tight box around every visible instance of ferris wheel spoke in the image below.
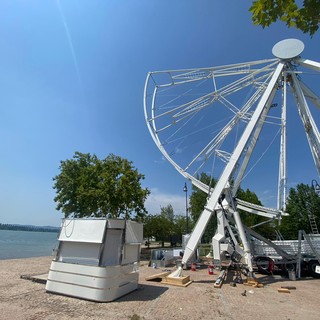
[144,40,320,203]
[300,81,320,109]
[150,68,276,138]
[180,80,269,173]
[291,71,320,174]
[298,58,320,73]
[218,67,274,97]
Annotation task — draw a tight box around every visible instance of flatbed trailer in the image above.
[250,231,320,278]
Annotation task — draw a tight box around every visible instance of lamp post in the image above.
[183,182,188,234]
[311,179,320,196]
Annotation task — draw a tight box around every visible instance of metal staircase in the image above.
[308,214,319,234]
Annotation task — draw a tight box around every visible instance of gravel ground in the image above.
[0,256,319,320]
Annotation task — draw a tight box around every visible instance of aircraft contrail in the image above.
[56,0,83,89]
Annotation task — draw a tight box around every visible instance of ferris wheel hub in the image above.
[272,38,304,59]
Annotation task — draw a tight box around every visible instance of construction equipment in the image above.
[250,229,320,278]
[144,39,320,279]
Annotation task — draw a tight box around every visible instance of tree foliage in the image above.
[173,215,188,241]
[143,204,187,247]
[53,152,150,219]
[250,0,320,36]
[144,214,171,247]
[160,204,175,223]
[279,183,320,239]
[236,188,275,239]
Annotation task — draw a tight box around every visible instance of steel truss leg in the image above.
[182,63,285,268]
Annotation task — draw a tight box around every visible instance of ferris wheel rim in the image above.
[144,58,280,189]
[144,39,320,211]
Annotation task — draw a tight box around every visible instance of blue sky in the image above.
[0,0,319,227]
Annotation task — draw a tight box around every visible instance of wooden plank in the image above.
[277,288,290,293]
[146,272,192,287]
[244,281,263,287]
[145,272,170,281]
[164,275,190,285]
[20,273,48,284]
[281,286,296,290]
[161,279,192,287]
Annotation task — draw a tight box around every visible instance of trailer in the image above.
[251,231,320,278]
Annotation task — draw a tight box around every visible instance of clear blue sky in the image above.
[0,0,319,227]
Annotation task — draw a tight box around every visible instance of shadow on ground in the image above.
[116,284,168,302]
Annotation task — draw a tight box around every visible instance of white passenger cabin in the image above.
[46,218,143,302]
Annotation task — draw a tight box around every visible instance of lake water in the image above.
[0,229,59,260]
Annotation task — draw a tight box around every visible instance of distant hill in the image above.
[0,223,60,233]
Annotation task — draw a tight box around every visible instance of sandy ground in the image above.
[0,256,319,320]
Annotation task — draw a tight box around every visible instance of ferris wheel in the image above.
[143,39,320,268]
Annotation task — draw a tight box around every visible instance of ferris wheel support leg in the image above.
[231,210,254,273]
[232,87,278,195]
[212,208,229,269]
[212,207,246,269]
[181,62,285,267]
[182,208,213,265]
[227,191,254,273]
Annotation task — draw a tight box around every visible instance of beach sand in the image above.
[0,256,319,320]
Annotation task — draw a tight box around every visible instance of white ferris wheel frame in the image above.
[143,39,320,267]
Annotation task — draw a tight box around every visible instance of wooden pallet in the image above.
[145,271,170,282]
[145,272,192,287]
[243,276,264,288]
[162,275,192,287]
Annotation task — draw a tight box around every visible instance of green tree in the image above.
[279,183,320,239]
[143,204,186,247]
[236,188,274,239]
[142,214,154,248]
[250,0,320,36]
[160,204,175,223]
[53,152,150,219]
[143,213,170,247]
[173,215,187,245]
[160,204,175,245]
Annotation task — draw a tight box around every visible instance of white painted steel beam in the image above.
[277,73,287,211]
[300,81,320,110]
[298,58,320,73]
[290,72,320,175]
[232,84,277,195]
[182,62,285,266]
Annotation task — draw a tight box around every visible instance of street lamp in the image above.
[311,179,320,196]
[183,182,188,234]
